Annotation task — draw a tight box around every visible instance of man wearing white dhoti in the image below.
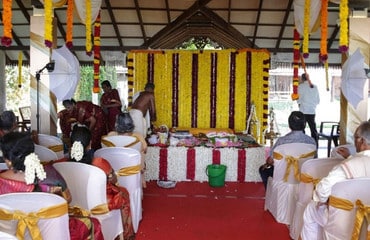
[301,121,370,240]
[129,83,156,137]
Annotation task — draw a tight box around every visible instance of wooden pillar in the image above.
[30,9,58,135]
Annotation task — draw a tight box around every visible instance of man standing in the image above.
[301,121,370,239]
[130,83,157,137]
[297,73,320,145]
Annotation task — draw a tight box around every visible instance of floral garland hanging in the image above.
[1,0,13,47]
[44,0,53,48]
[302,0,310,58]
[292,28,300,100]
[18,52,22,88]
[320,0,328,62]
[93,11,101,93]
[85,0,92,56]
[66,0,74,49]
[339,0,349,53]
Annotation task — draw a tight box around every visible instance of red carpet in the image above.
[136,181,290,240]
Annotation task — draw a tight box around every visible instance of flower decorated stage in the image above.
[128,49,269,182]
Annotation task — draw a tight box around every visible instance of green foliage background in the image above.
[4,65,117,117]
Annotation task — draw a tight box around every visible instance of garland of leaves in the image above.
[1,0,12,47]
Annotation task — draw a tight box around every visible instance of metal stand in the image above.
[35,61,55,133]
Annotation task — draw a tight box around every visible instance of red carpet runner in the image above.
[136,181,290,240]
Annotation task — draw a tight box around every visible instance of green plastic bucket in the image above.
[206,164,227,187]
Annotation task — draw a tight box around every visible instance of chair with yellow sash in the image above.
[37,134,65,160]
[101,135,140,150]
[324,178,370,240]
[264,143,317,225]
[94,147,142,233]
[289,157,343,240]
[53,162,123,240]
[0,192,70,240]
[34,144,58,162]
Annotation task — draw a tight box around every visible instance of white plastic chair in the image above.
[0,231,17,240]
[37,134,65,159]
[34,144,58,162]
[324,178,370,240]
[101,135,139,149]
[289,157,343,240]
[264,143,317,225]
[94,147,142,233]
[53,161,123,240]
[0,192,70,240]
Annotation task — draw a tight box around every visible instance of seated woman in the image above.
[107,111,148,187]
[70,125,135,240]
[0,132,103,240]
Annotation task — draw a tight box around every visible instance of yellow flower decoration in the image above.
[85,0,92,55]
[44,0,53,48]
[1,0,13,47]
[339,0,349,52]
[302,0,310,58]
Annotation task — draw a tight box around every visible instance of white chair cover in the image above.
[94,147,142,233]
[330,144,356,159]
[53,162,123,240]
[0,163,7,170]
[37,134,65,159]
[264,143,317,225]
[0,192,70,240]
[324,178,370,240]
[0,231,17,240]
[289,157,343,239]
[34,144,58,162]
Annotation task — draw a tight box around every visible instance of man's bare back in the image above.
[131,91,156,121]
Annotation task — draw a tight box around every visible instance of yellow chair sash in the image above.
[273,150,316,182]
[117,164,141,176]
[48,144,63,153]
[300,173,321,187]
[329,196,370,240]
[101,137,140,148]
[69,203,109,216]
[101,138,115,147]
[0,202,68,240]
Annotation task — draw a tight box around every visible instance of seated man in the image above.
[301,121,370,240]
[259,111,317,189]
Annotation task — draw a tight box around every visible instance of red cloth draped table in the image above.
[144,146,265,182]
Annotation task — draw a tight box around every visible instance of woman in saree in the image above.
[101,80,122,132]
[0,132,104,240]
[70,125,135,240]
[62,99,107,150]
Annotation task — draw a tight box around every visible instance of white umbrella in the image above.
[50,44,80,101]
[341,48,368,109]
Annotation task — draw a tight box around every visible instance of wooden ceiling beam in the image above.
[274,0,294,54]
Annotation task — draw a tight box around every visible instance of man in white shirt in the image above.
[301,121,370,239]
[297,73,320,146]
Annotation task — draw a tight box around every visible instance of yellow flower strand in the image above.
[18,52,22,88]
[339,0,349,52]
[303,0,310,57]
[85,0,92,54]
[44,0,53,48]
[320,0,328,62]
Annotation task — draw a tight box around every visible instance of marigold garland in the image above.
[320,0,328,62]
[92,11,101,93]
[302,0,310,58]
[339,0,349,53]
[85,0,92,55]
[44,0,53,48]
[66,0,74,49]
[1,0,13,47]
[18,52,22,88]
[292,28,300,100]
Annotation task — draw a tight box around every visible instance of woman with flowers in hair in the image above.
[0,131,104,240]
[70,125,135,240]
